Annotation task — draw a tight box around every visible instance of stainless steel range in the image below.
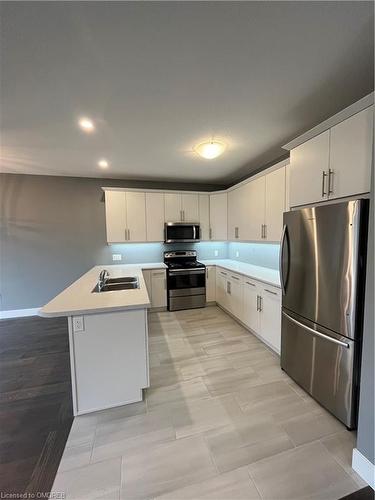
[164,251,206,311]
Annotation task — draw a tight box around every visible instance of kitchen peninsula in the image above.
[40,263,166,415]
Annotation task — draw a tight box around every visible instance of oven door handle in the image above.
[168,269,205,275]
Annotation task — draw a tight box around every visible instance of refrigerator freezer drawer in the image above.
[281,310,358,428]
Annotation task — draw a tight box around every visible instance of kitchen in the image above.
[0,2,374,500]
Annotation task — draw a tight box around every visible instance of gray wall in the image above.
[356,162,374,464]
[0,173,224,311]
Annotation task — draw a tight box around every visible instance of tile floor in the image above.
[51,306,366,500]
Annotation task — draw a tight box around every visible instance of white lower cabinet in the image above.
[150,270,167,308]
[241,279,260,333]
[215,267,281,354]
[206,266,216,302]
[259,285,282,353]
[216,268,229,309]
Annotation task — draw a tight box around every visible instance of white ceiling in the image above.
[1,1,373,185]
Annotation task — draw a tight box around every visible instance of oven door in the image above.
[168,269,206,296]
[164,223,200,243]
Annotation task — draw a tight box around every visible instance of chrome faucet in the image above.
[98,269,109,290]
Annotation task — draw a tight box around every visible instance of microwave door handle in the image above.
[193,225,196,240]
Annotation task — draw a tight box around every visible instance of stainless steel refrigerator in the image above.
[280,199,369,429]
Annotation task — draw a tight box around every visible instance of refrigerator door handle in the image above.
[282,312,350,348]
[279,224,287,295]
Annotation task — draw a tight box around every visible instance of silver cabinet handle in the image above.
[256,295,260,311]
[261,224,264,239]
[264,224,267,239]
[282,312,350,348]
[246,281,256,287]
[328,169,334,195]
[226,281,231,294]
[125,228,127,241]
[259,295,263,311]
[231,275,240,280]
[220,271,227,276]
[321,171,328,197]
[128,228,130,240]
[209,227,212,240]
[264,288,277,295]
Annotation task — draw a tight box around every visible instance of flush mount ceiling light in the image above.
[194,140,226,160]
[98,159,109,169]
[78,117,95,133]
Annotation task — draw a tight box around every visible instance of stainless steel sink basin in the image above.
[92,276,139,293]
[106,277,138,284]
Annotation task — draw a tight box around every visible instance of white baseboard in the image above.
[352,448,375,489]
[0,308,40,319]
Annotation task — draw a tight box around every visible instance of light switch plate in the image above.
[214,250,219,257]
[73,316,84,332]
[112,254,122,261]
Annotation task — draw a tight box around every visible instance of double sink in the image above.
[92,276,139,293]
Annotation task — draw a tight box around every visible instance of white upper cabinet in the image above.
[246,177,265,241]
[164,193,199,222]
[264,167,286,242]
[289,105,373,207]
[105,191,146,243]
[126,192,146,242]
[146,192,165,242]
[105,191,127,243]
[289,130,330,207]
[209,193,227,241]
[228,184,250,240]
[182,193,199,222]
[198,194,210,240]
[329,107,373,200]
[164,193,181,222]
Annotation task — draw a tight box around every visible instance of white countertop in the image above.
[40,263,166,318]
[201,259,280,288]
[39,259,279,318]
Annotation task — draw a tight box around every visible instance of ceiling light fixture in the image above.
[78,117,95,132]
[98,159,109,169]
[194,140,226,160]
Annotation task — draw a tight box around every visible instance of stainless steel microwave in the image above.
[164,222,200,243]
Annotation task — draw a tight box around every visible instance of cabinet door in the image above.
[199,194,210,240]
[242,280,260,333]
[164,193,181,222]
[329,107,373,200]
[264,167,286,242]
[210,193,227,240]
[181,193,199,222]
[289,130,330,207]
[227,273,243,319]
[146,192,165,242]
[142,270,152,300]
[151,270,167,308]
[260,286,282,353]
[206,266,216,302]
[126,192,146,242]
[246,177,265,241]
[105,191,127,243]
[216,268,229,308]
[227,188,239,240]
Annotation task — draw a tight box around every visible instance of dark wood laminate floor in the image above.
[0,315,73,496]
[340,487,375,500]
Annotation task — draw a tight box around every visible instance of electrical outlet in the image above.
[236,251,240,257]
[112,254,122,261]
[73,316,84,332]
[214,250,219,257]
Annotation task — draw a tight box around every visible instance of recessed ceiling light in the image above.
[194,140,226,160]
[78,117,95,132]
[98,159,109,169]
